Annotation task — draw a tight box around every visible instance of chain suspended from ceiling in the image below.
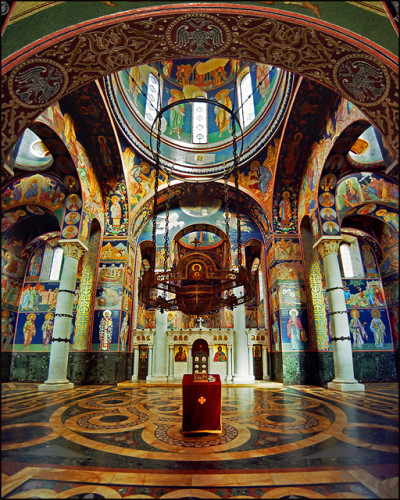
[140,85,255,316]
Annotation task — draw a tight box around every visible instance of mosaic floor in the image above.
[1,381,398,499]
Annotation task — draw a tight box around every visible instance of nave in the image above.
[1,382,398,499]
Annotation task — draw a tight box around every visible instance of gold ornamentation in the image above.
[59,241,86,260]
[1,10,398,159]
[314,239,341,258]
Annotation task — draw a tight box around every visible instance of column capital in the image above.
[59,239,88,260]
[313,236,342,259]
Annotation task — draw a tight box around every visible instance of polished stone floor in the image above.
[1,381,398,499]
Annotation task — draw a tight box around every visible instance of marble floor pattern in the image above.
[1,381,398,499]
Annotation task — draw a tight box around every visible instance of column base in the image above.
[327,380,365,392]
[263,375,271,381]
[38,380,74,392]
[131,375,139,382]
[146,375,169,383]
[232,375,255,384]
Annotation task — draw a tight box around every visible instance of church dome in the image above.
[104,58,293,182]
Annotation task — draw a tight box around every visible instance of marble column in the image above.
[314,237,364,392]
[248,345,254,378]
[227,345,233,381]
[262,345,270,380]
[233,287,254,383]
[148,308,168,382]
[38,240,86,392]
[146,345,153,380]
[131,345,139,381]
[168,345,174,381]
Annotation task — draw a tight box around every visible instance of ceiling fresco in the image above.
[104,59,293,180]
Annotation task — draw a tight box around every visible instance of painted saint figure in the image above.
[99,310,113,350]
[287,309,307,350]
[23,313,36,347]
[175,345,187,362]
[42,312,54,347]
[349,310,368,348]
[213,345,226,362]
[214,89,232,137]
[110,196,122,227]
[168,89,185,139]
[370,309,386,348]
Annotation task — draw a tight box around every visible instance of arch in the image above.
[2,6,398,163]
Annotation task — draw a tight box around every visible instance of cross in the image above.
[198,396,206,404]
[193,237,200,248]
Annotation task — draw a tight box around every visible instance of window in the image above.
[49,247,63,281]
[238,72,255,128]
[340,244,354,278]
[192,98,208,144]
[144,73,160,125]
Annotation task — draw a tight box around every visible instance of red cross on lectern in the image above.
[198,396,206,404]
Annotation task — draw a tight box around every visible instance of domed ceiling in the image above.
[104,58,293,182]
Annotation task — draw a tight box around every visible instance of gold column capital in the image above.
[313,236,342,259]
[59,239,88,260]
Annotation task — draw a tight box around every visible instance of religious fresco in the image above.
[268,261,305,287]
[1,309,17,351]
[272,187,298,233]
[298,100,367,223]
[138,205,262,260]
[105,59,293,180]
[103,176,129,236]
[119,312,130,351]
[277,285,306,309]
[336,173,398,220]
[100,241,128,261]
[1,174,65,214]
[271,310,281,351]
[379,245,399,278]
[280,308,310,352]
[274,237,301,261]
[91,309,121,351]
[344,308,393,351]
[37,109,104,228]
[95,284,122,311]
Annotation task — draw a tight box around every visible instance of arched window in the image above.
[49,247,63,281]
[339,243,354,278]
[144,72,160,125]
[238,71,255,128]
[192,98,208,144]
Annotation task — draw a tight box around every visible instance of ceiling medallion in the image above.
[8,58,69,109]
[333,53,389,107]
[166,14,232,56]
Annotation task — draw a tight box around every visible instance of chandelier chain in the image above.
[152,116,162,251]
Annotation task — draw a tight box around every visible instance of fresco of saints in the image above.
[120,314,129,351]
[168,89,185,139]
[279,191,292,224]
[99,310,113,350]
[370,309,386,348]
[175,345,187,362]
[349,310,368,348]
[23,313,36,347]
[214,89,232,137]
[28,249,43,278]
[213,345,226,362]
[110,196,122,227]
[287,309,307,350]
[42,313,54,347]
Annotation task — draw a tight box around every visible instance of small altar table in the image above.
[181,374,222,434]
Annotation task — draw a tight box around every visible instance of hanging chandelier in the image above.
[139,91,256,316]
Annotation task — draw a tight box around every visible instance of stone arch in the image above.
[2,5,398,163]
